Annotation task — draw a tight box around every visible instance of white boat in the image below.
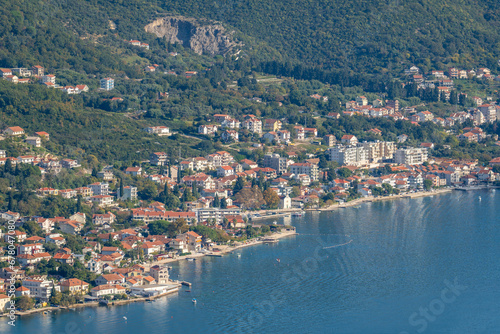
[192,298,197,304]
[123,316,127,320]
[237,253,241,258]
[291,212,303,217]
[272,221,277,225]
[186,258,195,261]
[479,196,481,201]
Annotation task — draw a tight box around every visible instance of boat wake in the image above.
[323,239,353,249]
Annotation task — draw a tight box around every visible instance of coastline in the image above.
[311,188,454,212]
[12,286,180,317]
[9,230,297,318]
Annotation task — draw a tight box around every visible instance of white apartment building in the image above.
[328,145,367,166]
[394,148,428,165]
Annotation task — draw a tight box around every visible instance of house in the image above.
[125,166,142,176]
[90,284,126,297]
[59,278,89,295]
[24,136,42,147]
[17,243,44,255]
[221,130,239,142]
[95,274,125,286]
[0,69,13,77]
[356,96,368,106]
[150,152,168,166]
[144,126,170,136]
[240,159,258,170]
[198,124,218,135]
[118,186,138,200]
[100,78,114,91]
[341,135,358,145]
[359,188,372,197]
[53,252,74,265]
[290,163,319,181]
[4,126,25,136]
[22,277,55,301]
[217,165,234,177]
[93,212,116,225]
[61,159,80,169]
[15,286,30,298]
[45,233,66,246]
[75,85,89,93]
[242,117,262,134]
[0,294,11,312]
[59,220,83,235]
[31,65,44,76]
[149,265,169,284]
[263,119,282,131]
[178,231,202,252]
[323,135,336,147]
[301,128,317,138]
[89,182,109,196]
[42,75,56,84]
[141,241,163,255]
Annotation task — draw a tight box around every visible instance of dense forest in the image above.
[2,0,499,77]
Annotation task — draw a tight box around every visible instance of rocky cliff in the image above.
[145,16,239,56]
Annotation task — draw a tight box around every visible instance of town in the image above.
[1,60,500,314]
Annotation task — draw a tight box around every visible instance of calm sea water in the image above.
[4,190,500,334]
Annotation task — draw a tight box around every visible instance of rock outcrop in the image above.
[145,16,239,56]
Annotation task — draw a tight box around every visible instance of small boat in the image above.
[276,258,280,263]
[291,212,303,217]
[479,196,482,201]
[185,290,191,292]
[123,316,127,321]
[192,298,197,304]
[186,258,195,261]
[272,221,277,225]
[237,253,241,258]
[262,238,279,244]
[69,308,76,311]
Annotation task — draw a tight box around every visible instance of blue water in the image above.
[4,190,500,334]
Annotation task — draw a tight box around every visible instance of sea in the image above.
[4,189,500,334]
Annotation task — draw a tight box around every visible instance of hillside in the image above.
[53,0,500,74]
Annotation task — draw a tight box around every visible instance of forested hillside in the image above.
[2,0,500,77]
[52,0,500,74]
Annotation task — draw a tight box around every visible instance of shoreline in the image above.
[9,230,297,319]
[11,286,180,317]
[311,188,454,212]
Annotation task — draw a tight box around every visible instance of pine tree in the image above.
[76,195,82,213]
[119,178,124,199]
[213,194,220,208]
[221,197,227,209]
[4,158,12,174]
[8,192,13,211]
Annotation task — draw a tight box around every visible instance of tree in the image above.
[119,178,124,199]
[263,188,280,209]
[423,179,433,191]
[337,167,352,178]
[291,186,301,198]
[76,194,82,213]
[220,197,228,209]
[213,194,220,208]
[16,296,34,311]
[233,176,245,193]
[234,186,265,209]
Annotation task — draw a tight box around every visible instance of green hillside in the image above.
[52,0,500,74]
